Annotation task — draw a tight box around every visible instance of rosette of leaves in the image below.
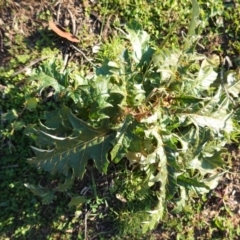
[25,0,239,233]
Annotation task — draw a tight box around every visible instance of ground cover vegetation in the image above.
[0,0,240,239]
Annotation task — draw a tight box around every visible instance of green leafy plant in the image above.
[24,0,240,234]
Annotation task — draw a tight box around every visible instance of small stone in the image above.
[0,18,4,25]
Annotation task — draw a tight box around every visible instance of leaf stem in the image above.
[91,170,98,200]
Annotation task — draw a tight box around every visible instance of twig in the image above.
[55,0,62,22]
[101,14,113,39]
[0,28,3,52]
[90,229,113,240]
[59,8,77,72]
[1,165,19,169]
[69,44,96,67]
[84,211,90,240]
[75,24,80,37]
[67,8,76,35]
[112,25,127,36]
[11,56,49,77]
[60,53,69,73]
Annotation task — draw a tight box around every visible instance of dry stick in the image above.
[60,52,69,73]
[101,14,113,39]
[60,8,77,72]
[112,25,127,36]
[75,24,80,37]
[70,44,96,67]
[55,0,62,22]
[84,211,90,240]
[0,29,3,52]
[1,165,19,169]
[11,56,50,77]
[90,230,113,240]
[66,8,76,36]
[53,0,62,7]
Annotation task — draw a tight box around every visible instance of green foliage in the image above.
[28,106,114,178]
[24,1,240,234]
[96,37,125,63]
[1,0,240,239]
[30,58,69,91]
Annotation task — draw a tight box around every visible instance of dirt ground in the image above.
[0,0,114,66]
[0,1,240,239]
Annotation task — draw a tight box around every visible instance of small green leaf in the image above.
[25,97,38,111]
[29,59,68,93]
[68,196,87,208]
[110,115,133,163]
[225,71,240,97]
[189,113,233,134]
[57,172,75,192]
[74,74,88,86]
[24,183,55,204]
[188,0,200,37]
[11,121,25,131]
[190,150,225,175]
[177,175,209,189]
[196,60,218,90]
[125,21,150,63]
[2,109,18,122]
[184,0,200,51]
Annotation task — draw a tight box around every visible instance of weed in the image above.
[1,0,240,239]
[23,1,240,235]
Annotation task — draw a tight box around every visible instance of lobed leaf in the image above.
[29,59,68,93]
[24,183,55,205]
[110,115,134,163]
[125,21,150,64]
[28,107,114,178]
